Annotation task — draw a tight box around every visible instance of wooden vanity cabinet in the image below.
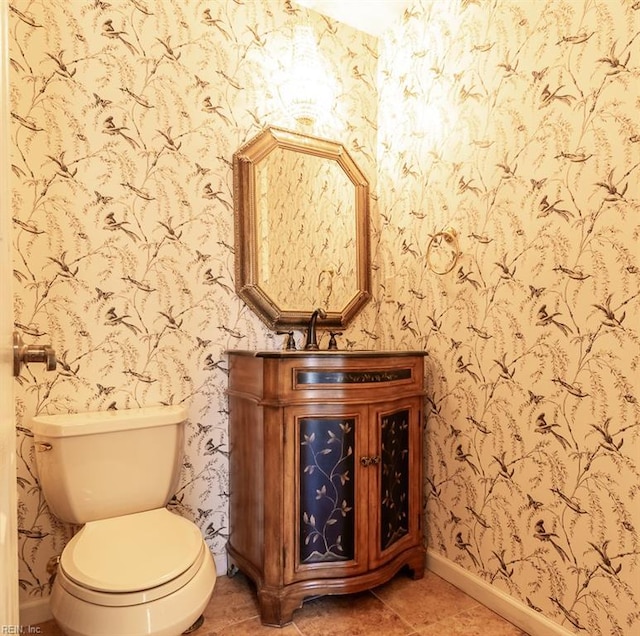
[226,350,426,627]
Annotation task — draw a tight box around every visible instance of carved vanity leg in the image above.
[406,548,426,580]
[257,588,305,627]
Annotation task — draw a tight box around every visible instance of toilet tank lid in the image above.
[31,405,188,438]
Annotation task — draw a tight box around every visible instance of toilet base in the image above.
[182,614,204,634]
[50,546,216,636]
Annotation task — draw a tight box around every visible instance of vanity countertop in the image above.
[227,349,427,358]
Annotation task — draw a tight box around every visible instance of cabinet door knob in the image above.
[360,456,371,467]
[370,455,380,465]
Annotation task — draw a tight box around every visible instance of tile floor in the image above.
[33,570,530,635]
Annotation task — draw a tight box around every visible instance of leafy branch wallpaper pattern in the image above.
[9,0,378,607]
[8,1,639,635]
[375,2,639,636]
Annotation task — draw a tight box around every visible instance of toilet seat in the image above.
[59,509,205,606]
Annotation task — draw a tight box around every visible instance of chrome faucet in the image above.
[303,308,327,350]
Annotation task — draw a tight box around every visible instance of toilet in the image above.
[31,405,216,636]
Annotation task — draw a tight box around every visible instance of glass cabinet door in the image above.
[368,397,423,570]
[284,404,371,583]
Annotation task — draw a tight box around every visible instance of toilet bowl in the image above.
[31,406,217,636]
[50,509,215,636]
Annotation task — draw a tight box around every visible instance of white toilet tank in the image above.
[31,405,187,525]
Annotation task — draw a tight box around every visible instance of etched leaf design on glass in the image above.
[299,417,356,563]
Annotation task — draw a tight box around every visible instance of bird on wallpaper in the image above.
[493,354,515,381]
[121,181,154,200]
[102,116,139,148]
[466,506,491,529]
[550,488,588,515]
[215,70,243,91]
[124,369,155,383]
[14,322,47,338]
[455,355,481,383]
[469,232,493,244]
[129,0,152,15]
[13,217,44,235]
[204,355,226,372]
[454,532,480,567]
[283,0,301,16]
[202,183,232,209]
[533,519,569,562]
[539,84,576,108]
[492,549,514,579]
[155,36,181,61]
[158,218,183,241]
[201,10,232,40]
[205,523,227,541]
[589,540,623,578]
[203,269,233,293]
[551,377,589,398]
[534,413,570,450]
[492,452,514,480]
[48,252,78,278]
[592,294,627,328]
[204,440,228,457]
[8,4,43,28]
[202,97,233,125]
[120,87,153,109]
[497,58,518,77]
[589,418,624,453]
[105,307,140,334]
[101,20,139,55]
[537,195,572,221]
[158,307,183,330]
[535,304,572,335]
[45,51,76,79]
[456,266,481,289]
[401,315,419,337]
[11,112,43,132]
[556,31,594,45]
[553,264,591,280]
[467,415,491,435]
[468,324,492,339]
[554,151,592,163]
[531,67,548,83]
[454,444,481,475]
[122,275,156,293]
[549,597,586,631]
[458,175,482,195]
[103,212,140,242]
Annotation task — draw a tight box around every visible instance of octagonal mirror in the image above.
[233,126,371,331]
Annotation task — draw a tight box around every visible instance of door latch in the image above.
[13,331,57,377]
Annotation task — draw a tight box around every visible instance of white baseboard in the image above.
[426,549,574,636]
[19,552,230,627]
[19,596,51,626]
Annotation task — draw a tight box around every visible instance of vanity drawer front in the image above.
[263,355,424,404]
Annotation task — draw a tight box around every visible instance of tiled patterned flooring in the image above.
[34,570,529,635]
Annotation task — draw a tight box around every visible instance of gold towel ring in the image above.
[426,228,460,275]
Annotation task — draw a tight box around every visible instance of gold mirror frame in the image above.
[233,126,371,331]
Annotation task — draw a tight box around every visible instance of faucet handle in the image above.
[276,331,297,350]
[327,332,342,351]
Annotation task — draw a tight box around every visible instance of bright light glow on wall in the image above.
[279,24,337,128]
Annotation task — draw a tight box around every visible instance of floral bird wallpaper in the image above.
[7,1,639,636]
[8,0,377,613]
[375,2,639,635]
